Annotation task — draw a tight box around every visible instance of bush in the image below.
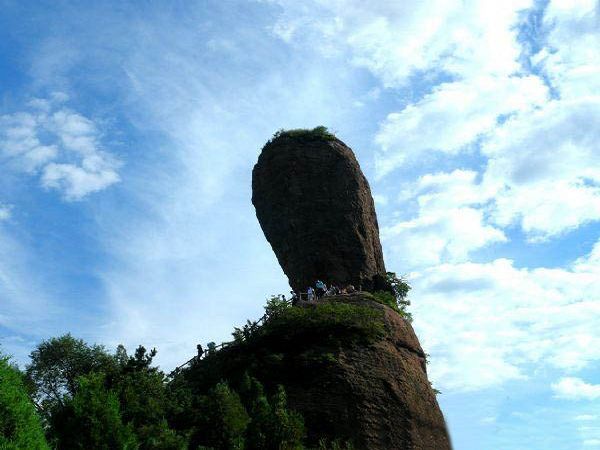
[49,372,138,450]
[372,272,412,321]
[114,346,188,449]
[192,382,249,450]
[264,295,292,321]
[265,126,336,148]
[0,355,49,450]
[26,337,186,449]
[25,333,116,419]
[240,374,304,450]
[264,301,385,345]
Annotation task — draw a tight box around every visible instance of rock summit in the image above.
[252,128,387,292]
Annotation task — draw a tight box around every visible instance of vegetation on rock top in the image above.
[263,126,337,150]
[371,272,412,321]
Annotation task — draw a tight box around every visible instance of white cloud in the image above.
[408,239,600,391]
[0,95,120,200]
[372,194,387,206]
[383,207,505,268]
[375,75,548,176]
[270,0,533,86]
[0,227,64,340]
[382,169,505,269]
[482,97,600,240]
[480,416,497,424]
[42,162,120,201]
[542,0,600,99]
[471,0,600,239]
[576,415,598,422]
[367,0,600,240]
[552,377,600,400]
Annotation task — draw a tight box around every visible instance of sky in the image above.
[0,0,598,448]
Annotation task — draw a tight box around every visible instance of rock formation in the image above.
[252,128,387,292]
[185,294,452,449]
[182,127,451,449]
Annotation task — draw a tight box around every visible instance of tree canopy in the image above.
[0,352,49,449]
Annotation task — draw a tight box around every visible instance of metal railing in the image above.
[171,289,359,373]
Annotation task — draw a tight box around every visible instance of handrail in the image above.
[171,313,268,373]
[170,290,357,373]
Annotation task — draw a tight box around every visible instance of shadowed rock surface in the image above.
[183,294,452,449]
[252,129,386,292]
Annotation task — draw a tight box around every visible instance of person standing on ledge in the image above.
[315,280,326,299]
[307,286,315,302]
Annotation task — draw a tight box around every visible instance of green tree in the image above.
[114,346,187,449]
[48,372,138,449]
[266,386,304,450]
[264,295,291,321]
[27,336,186,449]
[193,382,249,450]
[25,334,116,419]
[0,354,49,449]
[386,272,411,304]
[240,374,304,450]
[372,272,412,321]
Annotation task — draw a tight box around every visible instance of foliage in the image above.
[49,372,138,450]
[25,334,116,419]
[0,354,49,450]
[265,126,336,148]
[267,385,304,449]
[180,371,304,450]
[264,302,385,345]
[241,374,304,450]
[372,272,412,321]
[264,294,292,321]
[113,346,188,449]
[385,272,411,303]
[232,320,261,344]
[229,296,384,350]
[26,336,187,449]
[13,288,395,449]
[191,381,249,450]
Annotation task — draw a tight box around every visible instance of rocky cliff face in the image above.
[252,129,386,292]
[282,295,450,449]
[184,294,451,449]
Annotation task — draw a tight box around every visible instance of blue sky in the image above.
[1,1,599,448]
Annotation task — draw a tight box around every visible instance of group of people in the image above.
[291,279,357,304]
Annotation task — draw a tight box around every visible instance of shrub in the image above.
[264,302,385,345]
[25,333,116,419]
[372,272,412,321]
[240,374,304,450]
[27,337,186,449]
[264,295,292,321]
[265,126,337,149]
[0,355,49,450]
[49,372,138,450]
[194,382,249,450]
[113,346,188,449]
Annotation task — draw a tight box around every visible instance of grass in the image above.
[264,126,337,149]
